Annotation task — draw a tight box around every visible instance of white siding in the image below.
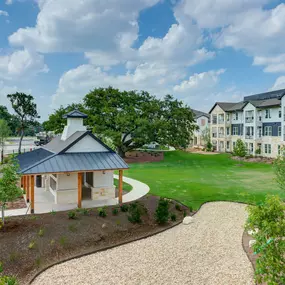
[66,135,108,153]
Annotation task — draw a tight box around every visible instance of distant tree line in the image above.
[43,86,196,157]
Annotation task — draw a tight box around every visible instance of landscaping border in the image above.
[29,199,189,284]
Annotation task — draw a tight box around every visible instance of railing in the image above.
[212,120,217,124]
[245,117,254,123]
[218,120,225,124]
[218,134,224,138]
[245,135,254,139]
[212,133,217,138]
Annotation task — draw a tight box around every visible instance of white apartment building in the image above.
[209,88,285,158]
[189,109,210,147]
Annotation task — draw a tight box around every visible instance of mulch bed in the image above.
[232,156,274,164]
[0,195,190,285]
[6,196,27,210]
[124,151,164,163]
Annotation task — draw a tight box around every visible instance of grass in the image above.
[124,151,285,210]
[113,179,133,192]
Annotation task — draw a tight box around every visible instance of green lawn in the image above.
[124,151,285,209]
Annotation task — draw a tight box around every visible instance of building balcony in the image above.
[218,120,224,124]
[218,134,224,138]
[245,135,254,139]
[245,117,254,123]
[212,133,217,138]
[212,120,217,125]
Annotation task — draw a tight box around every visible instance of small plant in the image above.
[0,275,18,285]
[50,210,56,215]
[206,141,212,152]
[255,148,261,155]
[116,220,121,225]
[175,204,181,211]
[155,198,169,224]
[0,218,3,230]
[68,211,76,219]
[98,207,107,217]
[183,210,187,217]
[82,208,89,215]
[120,204,129,212]
[59,236,67,247]
[35,256,41,268]
[170,213,177,222]
[68,224,77,233]
[233,139,247,157]
[30,215,38,220]
[38,228,44,237]
[112,207,119,215]
[9,252,19,262]
[0,262,3,272]
[128,203,142,224]
[50,239,55,246]
[188,205,193,212]
[28,241,36,250]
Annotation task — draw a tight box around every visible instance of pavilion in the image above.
[17,110,129,214]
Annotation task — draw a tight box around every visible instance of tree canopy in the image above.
[7,92,39,153]
[43,87,196,157]
[0,120,11,164]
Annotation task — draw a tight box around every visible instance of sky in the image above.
[1,0,285,121]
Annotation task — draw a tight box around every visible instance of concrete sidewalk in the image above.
[0,176,150,218]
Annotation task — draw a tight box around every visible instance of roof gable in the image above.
[62,109,88,118]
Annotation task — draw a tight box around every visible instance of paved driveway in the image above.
[32,202,254,285]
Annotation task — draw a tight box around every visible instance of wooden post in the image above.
[119,170,123,204]
[26,176,30,203]
[78,172,82,208]
[21,176,23,188]
[23,176,26,193]
[30,175,35,214]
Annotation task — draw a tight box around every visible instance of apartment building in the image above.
[189,109,210,147]
[209,88,285,158]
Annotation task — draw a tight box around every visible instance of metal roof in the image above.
[244,88,285,101]
[20,152,129,175]
[62,109,88,119]
[43,131,86,153]
[226,102,247,112]
[17,148,54,170]
[248,98,280,108]
[191,109,210,119]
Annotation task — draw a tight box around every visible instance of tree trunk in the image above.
[117,147,126,158]
[18,128,24,154]
[1,149,3,164]
[1,206,4,225]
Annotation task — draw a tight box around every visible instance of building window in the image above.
[278,126,281,136]
[86,172,94,186]
[50,177,57,191]
[264,126,272,136]
[249,143,253,154]
[265,109,271,119]
[201,119,205,126]
[233,127,238,135]
[279,110,282,118]
[226,127,230,135]
[226,141,230,149]
[226,114,230,122]
[235,112,238,120]
[212,114,217,124]
[264,144,271,154]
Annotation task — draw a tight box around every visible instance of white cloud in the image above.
[271,76,285,90]
[253,54,285,73]
[5,0,13,4]
[0,10,9,17]
[0,81,17,106]
[179,0,269,29]
[0,49,48,80]
[9,0,160,53]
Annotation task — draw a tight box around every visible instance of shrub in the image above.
[245,195,285,285]
[120,204,129,212]
[50,239,55,246]
[68,211,76,219]
[183,210,187,217]
[175,204,181,211]
[50,210,56,215]
[112,207,119,216]
[38,228,44,237]
[28,241,35,250]
[59,236,67,246]
[0,219,3,230]
[128,203,142,224]
[233,139,247,157]
[68,224,77,232]
[206,141,213,152]
[98,207,107,217]
[81,208,89,215]
[155,198,169,224]
[255,148,261,155]
[170,213,176,222]
[0,275,18,285]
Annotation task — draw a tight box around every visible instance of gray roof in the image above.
[20,152,129,175]
[191,109,210,119]
[43,131,86,153]
[209,102,237,113]
[226,102,247,112]
[244,88,285,101]
[248,98,280,108]
[62,109,88,119]
[17,131,128,174]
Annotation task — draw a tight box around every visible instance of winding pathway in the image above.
[32,202,254,285]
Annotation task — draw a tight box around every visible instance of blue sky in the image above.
[1,0,285,121]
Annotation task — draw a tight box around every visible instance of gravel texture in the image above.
[32,202,254,285]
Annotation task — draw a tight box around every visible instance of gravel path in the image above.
[32,202,254,285]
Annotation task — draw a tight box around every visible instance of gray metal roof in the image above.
[17,148,54,170]
[248,98,280,108]
[20,152,129,175]
[226,102,247,112]
[62,109,88,119]
[191,109,210,119]
[43,131,86,153]
[244,88,285,101]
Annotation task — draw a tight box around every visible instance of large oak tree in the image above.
[43,87,196,157]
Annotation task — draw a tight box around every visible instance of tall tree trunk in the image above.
[117,147,126,158]
[1,206,5,225]
[1,149,3,164]
[18,128,24,154]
